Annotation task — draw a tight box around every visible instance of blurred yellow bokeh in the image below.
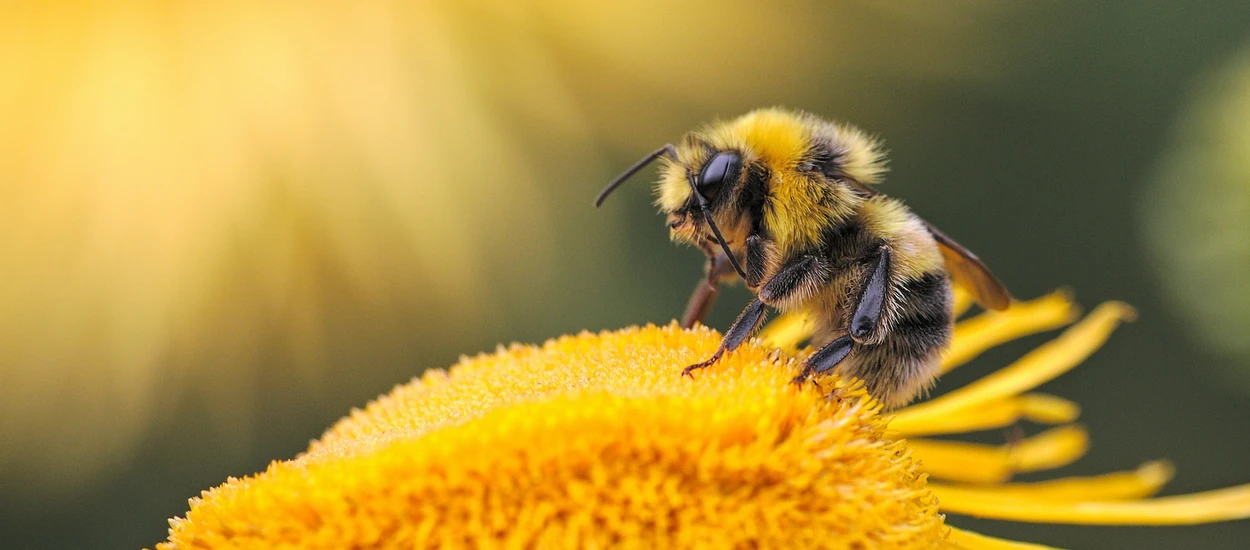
[1,2,575,489]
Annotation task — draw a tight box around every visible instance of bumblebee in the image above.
[596,108,1010,408]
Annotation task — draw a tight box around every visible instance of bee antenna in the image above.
[594,144,677,207]
[691,183,748,280]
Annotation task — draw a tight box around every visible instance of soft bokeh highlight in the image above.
[1142,47,1250,387]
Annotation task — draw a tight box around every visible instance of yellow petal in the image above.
[1009,424,1090,473]
[1016,393,1083,424]
[942,290,1080,375]
[890,393,1080,437]
[936,483,1250,525]
[908,425,1089,483]
[895,302,1135,428]
[906,439,1012,484]
[931,461,1174,503]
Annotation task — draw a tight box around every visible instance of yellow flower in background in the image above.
[155,291,1250,549]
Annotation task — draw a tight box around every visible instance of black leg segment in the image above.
[682,298,768,377]
[850,247,891,342]
[758,254,822,305]
[790,334,855,384]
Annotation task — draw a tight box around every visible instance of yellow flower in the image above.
[155,291,1250,549]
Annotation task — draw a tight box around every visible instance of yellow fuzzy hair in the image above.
[857,196,945,279]
[655,108,891,256]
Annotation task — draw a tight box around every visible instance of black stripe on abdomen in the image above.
[885,272,952,359]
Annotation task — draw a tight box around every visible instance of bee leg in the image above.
[680,277,720,329]
[757,254,824,304]
[682,298,767,378]
[790,335,854,384]
[681,250,738,329]
[792,248,891,385]
[850,247,892,344]
[744,234,767,289]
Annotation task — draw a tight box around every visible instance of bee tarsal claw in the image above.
[681,355,719,378]
[789,369,813,386]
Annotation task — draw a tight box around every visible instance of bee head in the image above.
[662,150,745,234]
[659,148,752,278]
[595,144,750,279]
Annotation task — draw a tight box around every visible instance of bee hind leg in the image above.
[790,334,854,385]
[850,246,892,344]
[683,298,767,378]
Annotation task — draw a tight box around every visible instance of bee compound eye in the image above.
[698,152,741,196]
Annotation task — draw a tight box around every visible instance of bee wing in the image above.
[843,179,1011,311]
[921,221,1012,311]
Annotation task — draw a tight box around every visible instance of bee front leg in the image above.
[679,277,719,330]
[680,231,769,330]
[682,298,767,378]
[680,249,738,329]
[681,234,777,374]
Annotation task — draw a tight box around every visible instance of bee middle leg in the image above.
[792,247,892,384]
[682,298,767,377]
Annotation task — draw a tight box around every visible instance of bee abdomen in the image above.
[887,272,953,356]
[841,272,953,408]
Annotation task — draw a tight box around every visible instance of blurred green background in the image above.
[2,2,1249,548]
